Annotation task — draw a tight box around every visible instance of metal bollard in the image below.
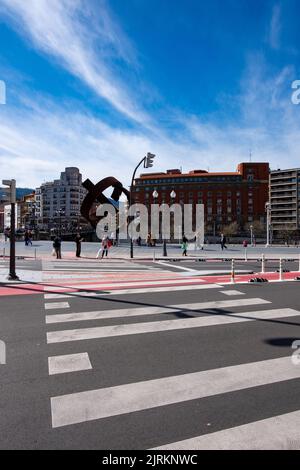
[153,250,156,262]
[261,254,265,273]
[34,248,37,260]
[298,254,300,273]
[3,248,5,259]
[244,248,248,262]
[279,258,283,281]
[231,259,235,284]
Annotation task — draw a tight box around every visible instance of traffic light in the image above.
[144,152,155,168]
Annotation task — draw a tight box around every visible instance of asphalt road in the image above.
[0,265,300,449]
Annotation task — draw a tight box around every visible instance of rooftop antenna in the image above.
[249,148,252,162]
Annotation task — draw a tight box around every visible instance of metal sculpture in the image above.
[80,176,130,229]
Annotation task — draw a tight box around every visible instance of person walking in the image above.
[24,230,30,246]
[220,233,227,250]
[75,233,83,258]
[96,236,110,259]
[181,235,188,256]
[53,235,62,259]
[28,230,33,246]
[4,227,9,242]
[146,233,151,247]
[101,235,110,258]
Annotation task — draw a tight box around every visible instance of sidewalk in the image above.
[1,240,300,260]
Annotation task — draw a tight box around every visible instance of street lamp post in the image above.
[55,209,65,237]
[162,190,176,257]
[265,202,270,247]
[250,224,253,246]
[152,190,158,248]
[152,190,176,257]
[2,179,19,280]
[31,202,37,240]
[129,153,156,258]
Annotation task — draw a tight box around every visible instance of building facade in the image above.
[270,168,300,235]
[20,192,36,229]
[35,167,87,231]
[132,162,269,235]
[3,203,21,230]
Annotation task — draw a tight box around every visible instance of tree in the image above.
[278,229,298,245]
[223,222,239,237]
[244,220,264,236]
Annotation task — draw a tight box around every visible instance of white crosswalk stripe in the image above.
[47,308,298,343]
[48,353,92,375]
[50,356,300,428]
[45,301,70,310]
[45,298,270,324]
[44,280,300,449]
[153,410,300,450]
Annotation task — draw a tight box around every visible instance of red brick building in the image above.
[132,162,269,235]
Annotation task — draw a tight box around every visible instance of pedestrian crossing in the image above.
[43,282,300,449]
[50,356,299,429]
[41,258,224,296]
[153,410,300,450]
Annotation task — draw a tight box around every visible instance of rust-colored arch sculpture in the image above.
[80,176,130,229]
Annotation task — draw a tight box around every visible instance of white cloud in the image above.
[0,0,149,124]
[0,1,299,189]
[1,63,300,190]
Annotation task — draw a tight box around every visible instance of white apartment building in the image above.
[270,168,300,233]
[35,167,87,230]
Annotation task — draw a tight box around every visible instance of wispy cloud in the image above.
[0,0,299,188]
[1,59,299,189]
[269,3,281,49]
[0,0,149,124]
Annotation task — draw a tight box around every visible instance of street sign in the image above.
[1,179,16,203]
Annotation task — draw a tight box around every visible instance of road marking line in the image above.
[45,298,269,325]
[50,356,300,428]
[47,307,300,345]
[44,293,73,299]
[45,278,206,288]
[42,283,221,296]
[157,261,199,272]
[152,410,300,450]
[48,353,92,375]
[220,290,245,296]
[44,286,69,292]
[44,302,70,310]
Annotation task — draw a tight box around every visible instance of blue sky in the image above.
[0,0,300,187]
